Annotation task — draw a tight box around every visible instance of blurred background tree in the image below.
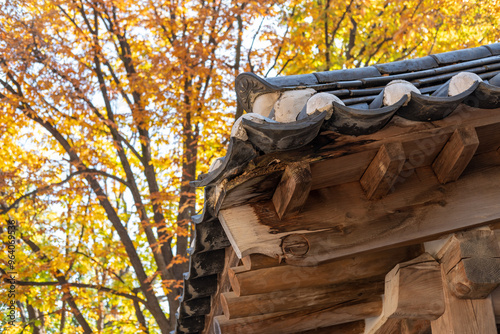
[0,0,499,332]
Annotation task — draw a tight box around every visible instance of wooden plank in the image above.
[430,267,497,334]
[227,245,422,296]
[219,153,500,265]
[221,279,384,319]
[432,127,479,184]
[297,321,365,334]
[241,254,280,271]
[272,162,312,219]
[201,247,240,334]
[214,297,382,334]
[360,142,406,199]
[365,254,444,334]
[221,106,500,209]
[437,229,500,299]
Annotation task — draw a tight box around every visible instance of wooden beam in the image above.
[298,321,365,334]
[214,297,382,334]
[365,253,444,334]
[272,162,312,219]
[221,279,384,319]
[431,272,497,333]
[201,247,239,334]
[437,229,500,299]
[432,127,479,184]
[219,152,500,265]
[221,105,500,210]
[228,245,422,296]
[360,142,406,199]
[241,254,280,271]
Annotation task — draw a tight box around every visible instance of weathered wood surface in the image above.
[221,106,500,210]
[430,268,497,333]
[221,279,384,319]
[365,318,431,334]
[365,254,444,334]
[431,127,479,184]
[214,297,382,334]
[219,153,500,265]
[241,254,280,271]
[437,229,500,299]
[298,320,365,334]
[272,162,312,219]
[360,142,406,199]
[227,246,422,296]
[201,247,239,334]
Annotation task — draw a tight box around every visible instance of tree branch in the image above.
[0,169,129,215]
[12,279,148,307]
[20,236,93,334]
[247,18,264,73]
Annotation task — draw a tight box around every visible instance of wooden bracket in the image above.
[360,142,405,200]
[365,253,444,334]
[437,229,500,299]
[432,126,479,184]
[272,162,311,219]
[431,229,499,333]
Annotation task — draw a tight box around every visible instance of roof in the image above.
[173,43,500,334]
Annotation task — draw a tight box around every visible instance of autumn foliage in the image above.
[0,0,499,333]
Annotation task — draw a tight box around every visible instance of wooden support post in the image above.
[438,229,500,299]
[431,230,499,334]
[432,127,479,184]
[272,162,312,219]
[365,253,444,334]
[215,297,382,334]
[360,142,405,200]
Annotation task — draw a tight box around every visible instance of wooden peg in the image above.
[272,162,312,219]
[432,127,479,184]
[360,142,405,200]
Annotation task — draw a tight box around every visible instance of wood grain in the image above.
[430,267,497,334]
[272,162,312,219]
[219,153,500,265]
[360,142,406,199]
[221,279,384,319]
[227,245,422,296]
[432,127,479,184]
[222,106,500,210]
[214,297,382,334]
[241,254,281,271]
[437,229,500,299]
[365,254,444,334]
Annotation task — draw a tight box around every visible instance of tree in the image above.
[0,0,272,332]
[254,0,500,75]
[2,0,499,332]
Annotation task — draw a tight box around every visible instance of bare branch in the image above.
[247,18,264,73]
[264,5,297,77]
